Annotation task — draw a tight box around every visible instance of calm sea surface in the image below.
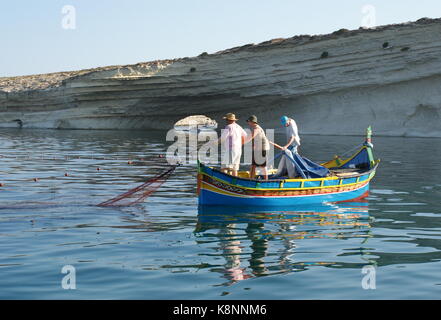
[0,128,440,299]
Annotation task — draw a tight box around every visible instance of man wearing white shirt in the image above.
[281,116,301,152]
[271,116,301,178]
[219,113,247,177]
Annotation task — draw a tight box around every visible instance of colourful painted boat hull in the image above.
[199,181,370,206]
[197,136,379,206]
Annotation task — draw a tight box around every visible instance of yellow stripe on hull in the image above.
[198,170,376,192]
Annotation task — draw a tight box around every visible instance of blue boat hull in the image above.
[199,182,370,206]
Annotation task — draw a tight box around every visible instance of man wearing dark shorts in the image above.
[245,115,270,180]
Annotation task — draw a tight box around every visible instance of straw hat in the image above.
[223,113,238,121]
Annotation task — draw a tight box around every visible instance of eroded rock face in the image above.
[174,115,217,128]
[1,18,441,136]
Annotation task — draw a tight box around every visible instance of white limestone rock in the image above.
[0,18,441,137]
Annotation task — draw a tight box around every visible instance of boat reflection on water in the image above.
[196,201,372,286]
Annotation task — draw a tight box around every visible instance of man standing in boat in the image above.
[272,116,301,152]
[219,113,247,177]
[244,115,270,180]
[270,116,301,178]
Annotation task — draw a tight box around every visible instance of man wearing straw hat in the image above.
[219,113,247,176]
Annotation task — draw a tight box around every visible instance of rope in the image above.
[0,154,166,162]
[267,151,284,167]
[339,143,364,158]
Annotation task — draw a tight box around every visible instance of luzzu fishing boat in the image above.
[197,127,380,206]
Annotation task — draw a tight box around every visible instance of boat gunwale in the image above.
[198,163,379,191]
[200,178,371,197]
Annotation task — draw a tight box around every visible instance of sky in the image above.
[1,0,441,77]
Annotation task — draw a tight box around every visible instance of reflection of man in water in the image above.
[278,224,297,272]
[217,222,271,283]
[199,217,299,284]
[219,224,251,284]
[246,222,269,276]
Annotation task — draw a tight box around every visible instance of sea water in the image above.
[0,129,440,299]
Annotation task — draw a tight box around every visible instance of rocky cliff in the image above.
[1,18,441,136]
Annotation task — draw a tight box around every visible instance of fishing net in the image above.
[97,164,179,207]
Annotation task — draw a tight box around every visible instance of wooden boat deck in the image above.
[234,167,370,181]
[330,168,366,178]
